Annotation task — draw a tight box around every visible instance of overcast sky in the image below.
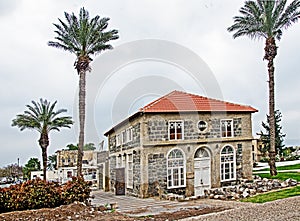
[1,0,299,167]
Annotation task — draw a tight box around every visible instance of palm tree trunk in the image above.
[264,37,277,176]
[38,132,49,180]
[77,70,86,177]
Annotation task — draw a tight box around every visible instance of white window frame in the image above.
[126,127,133,143]
[220,119,233,138]
[167,148,186,189]
[220,145,236,182]
[116,134,121,146]
[168,120,184,140]
[122,130,126,144]
[126,153,133,189]
[116,155,122,168]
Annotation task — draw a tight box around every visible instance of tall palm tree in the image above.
[228,0,300,176]
[48,8,119,177]
[12,99,73,180]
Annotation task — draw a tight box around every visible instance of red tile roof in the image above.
[139,90,257,113]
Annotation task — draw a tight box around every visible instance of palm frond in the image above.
[275,0,300,30]
[12,99,73,134]
[48,7,119,73]
[228,0,300,40]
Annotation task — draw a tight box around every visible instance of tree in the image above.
[48,8,119,176]
[12,99,73,180]
[259,110,286,157]
[23,158,41,180]
[0,163,23,181]
[66,143,78,150]
[228,0,300,176]
[84,143,96,151]
[47,154,57,170]
[66,143,96,150]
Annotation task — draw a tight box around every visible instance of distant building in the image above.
[55,149,109,189]
[31,149,109,190]
[252,138,267,162]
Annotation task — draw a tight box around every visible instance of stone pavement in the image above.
[91,191,300,220]
[90,190,248,217]
[91,190,203,216]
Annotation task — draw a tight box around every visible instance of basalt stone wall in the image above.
[147,117,243,142]
[147,153,167,196]
[206,119,221,139]
[129,150,141,196]
[236,143,243,180]
[147,120,168,141]
[109,156,117,191]
[123,123,141,150]
[233,118,242,137]
[109,123,141,153]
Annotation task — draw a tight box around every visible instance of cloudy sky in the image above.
[1,0,299,167]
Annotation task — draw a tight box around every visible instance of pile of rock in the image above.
[204,176,298,200]
[162,176,298,201]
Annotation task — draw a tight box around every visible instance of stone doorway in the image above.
[194,148,211,196]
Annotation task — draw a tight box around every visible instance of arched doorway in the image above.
[194,148,211,196]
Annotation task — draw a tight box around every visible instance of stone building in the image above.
[104,91,258,198]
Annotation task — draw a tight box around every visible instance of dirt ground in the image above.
[0,201,227,221]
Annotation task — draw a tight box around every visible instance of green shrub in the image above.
[0,177,92,213]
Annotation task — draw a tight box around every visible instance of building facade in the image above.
[105,91,258,198]
[30,150,109,190]
[55,149,109,189]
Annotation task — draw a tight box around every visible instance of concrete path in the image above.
[253,169,300,174]
[253,160,300,170]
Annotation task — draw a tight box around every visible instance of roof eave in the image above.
[104,111,142,136]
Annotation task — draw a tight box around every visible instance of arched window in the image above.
[194,148,209,158]
[220,145,236,182]
[167,149,186,188]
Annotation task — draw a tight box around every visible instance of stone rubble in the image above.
[162,175,299,201]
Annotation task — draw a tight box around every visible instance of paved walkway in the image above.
[90,190,250,217]
[91,191,300,220]
[91,190,209,216]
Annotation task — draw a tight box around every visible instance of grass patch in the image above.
[258,172,300,182]
[254,164,300,172]
[241,185,300,203]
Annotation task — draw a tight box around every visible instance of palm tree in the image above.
[12,99,73,180]
[228,0,300,176]
[48,7,119,177]
[47,154,57,171]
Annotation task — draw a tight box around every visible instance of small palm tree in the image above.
[228,0,300,176]
[47,154,57,171]
[12,99,73,180]
[48,7,119,176]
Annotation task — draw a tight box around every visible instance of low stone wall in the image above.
[161,175,299,201]
[205,176,298,200]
